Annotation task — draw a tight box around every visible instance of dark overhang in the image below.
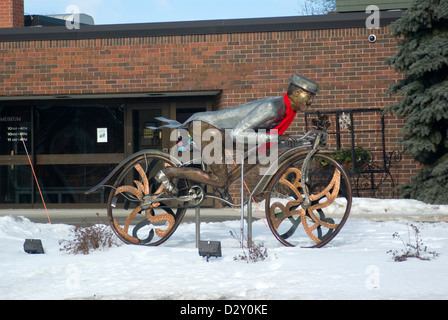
[0,10,403,42]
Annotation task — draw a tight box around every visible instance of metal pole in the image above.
[195,206,200,248]
[240,153,244,247]
[21,136,51,224]
[247,198,252,248]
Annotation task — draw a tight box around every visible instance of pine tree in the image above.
[385,0,448,204]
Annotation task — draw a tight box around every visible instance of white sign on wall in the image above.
[97,128,108,143]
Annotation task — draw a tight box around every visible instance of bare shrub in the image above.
[60,215,120,255]
[230,231,271,263]
[387,224,439,262]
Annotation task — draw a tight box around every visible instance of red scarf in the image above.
[259,94,296,153]
[269,94,296,135]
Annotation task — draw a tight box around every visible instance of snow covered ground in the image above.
[1,198,447,300]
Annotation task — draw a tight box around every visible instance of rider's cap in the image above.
[289,74,320,94]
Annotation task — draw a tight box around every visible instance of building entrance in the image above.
[0,103,125,207]
[0,96,215,208]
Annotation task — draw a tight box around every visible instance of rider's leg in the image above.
[156,122,229,194]
[161,166,227,189]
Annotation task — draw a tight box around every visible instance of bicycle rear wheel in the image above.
[265,152,352,248]
[106,151,188,246]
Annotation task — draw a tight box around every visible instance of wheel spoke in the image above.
[106,152,187,246]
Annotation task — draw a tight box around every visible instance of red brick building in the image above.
[0,0,416,208]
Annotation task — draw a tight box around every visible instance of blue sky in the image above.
[24,0,307,25]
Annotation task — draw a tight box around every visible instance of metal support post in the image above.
[195,206,200,248]
[247,198,252,247]
[240,153,244,247]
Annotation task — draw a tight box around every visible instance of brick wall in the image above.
[0,24,417,199]
[0,0,24,28]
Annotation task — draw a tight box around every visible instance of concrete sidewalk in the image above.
[1,204,447,225]
[0,207,251,225]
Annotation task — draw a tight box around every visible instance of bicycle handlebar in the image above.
[279,130,328,149]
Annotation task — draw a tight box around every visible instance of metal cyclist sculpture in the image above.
[86,74,352,248]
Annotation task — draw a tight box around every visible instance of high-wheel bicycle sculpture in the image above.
[86,128,352,248]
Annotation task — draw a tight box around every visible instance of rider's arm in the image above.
[229,101,283,143]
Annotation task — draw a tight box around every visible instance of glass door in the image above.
[133,108,163,152]
[126,99,212,156]
[126,102,171,155]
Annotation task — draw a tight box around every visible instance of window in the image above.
[35,104,124,155]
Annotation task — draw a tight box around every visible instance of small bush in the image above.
[230,231,270,263]
[319,147,372,168]
[387,224,439,262]
[60,217,120,255]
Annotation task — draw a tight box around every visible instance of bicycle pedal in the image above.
[188,185,205,206]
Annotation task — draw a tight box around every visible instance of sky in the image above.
[24,0,308,25]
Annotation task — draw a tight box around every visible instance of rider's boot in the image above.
[154,170,178,196]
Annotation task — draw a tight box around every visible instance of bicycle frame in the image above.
[86,130,329,208]
[90,127,351,248]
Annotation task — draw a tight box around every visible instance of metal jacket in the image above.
[155,96,287,143]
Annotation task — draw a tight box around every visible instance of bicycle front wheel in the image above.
[265,152,352,248]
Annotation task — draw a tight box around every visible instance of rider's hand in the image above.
[279,135,298,148]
